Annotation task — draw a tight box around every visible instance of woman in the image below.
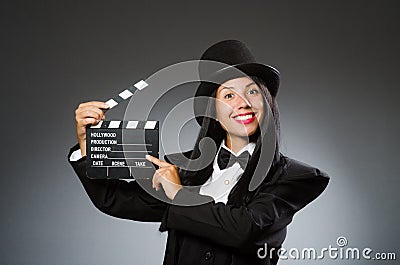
[69,40,329,265]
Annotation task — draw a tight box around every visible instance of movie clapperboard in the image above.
[86,80,159,180]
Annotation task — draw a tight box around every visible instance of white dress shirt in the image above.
[199,139,255,204]
[69,140,256,204]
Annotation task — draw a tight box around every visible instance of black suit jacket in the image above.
[68,144,329,265]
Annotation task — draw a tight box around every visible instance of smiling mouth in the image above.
[232,112,256,124]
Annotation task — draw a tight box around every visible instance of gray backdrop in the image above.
[1,0,399,264]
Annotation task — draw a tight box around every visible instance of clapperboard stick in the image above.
[91,79,150,128]
[101,79,149,113]
[87,79,159,180]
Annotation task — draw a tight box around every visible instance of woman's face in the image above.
[215,76,264,139]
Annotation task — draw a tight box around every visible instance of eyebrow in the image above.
[221,82,257,90]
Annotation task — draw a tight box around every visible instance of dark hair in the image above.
[252,75,281,152]
[181,76,282,204]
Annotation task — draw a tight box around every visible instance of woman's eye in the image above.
[248,89,259,95]
[224,93,234,99]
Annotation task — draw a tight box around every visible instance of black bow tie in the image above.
[217,147,251,170]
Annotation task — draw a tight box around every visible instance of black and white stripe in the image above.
[91,120,158,129]
[104,79,149,109]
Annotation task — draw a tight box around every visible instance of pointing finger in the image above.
[146,155,170,168]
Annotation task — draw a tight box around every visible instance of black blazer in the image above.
[68,144,329,265]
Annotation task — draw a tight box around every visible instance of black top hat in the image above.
[194,40,280,125]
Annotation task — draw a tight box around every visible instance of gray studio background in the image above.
[1,0,399,264]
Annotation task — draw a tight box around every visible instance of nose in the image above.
[235,93,252,109]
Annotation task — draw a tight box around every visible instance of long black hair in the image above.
[180,76,282,205]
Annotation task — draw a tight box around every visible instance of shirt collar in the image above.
[220,138,256,156]
[212,139,256,173]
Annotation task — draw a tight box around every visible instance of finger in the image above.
[78,101,110,110]
[77,106,106,119]
[146,155,170,168]
[79,117,100,127]
[152,171,162,191]
[152,168,171,189]
[76,110,104,124]
[77,102,109,114]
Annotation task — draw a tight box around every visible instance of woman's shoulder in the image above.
[280,154,330,180]
[252,154,330,213]
[265,155,330,202]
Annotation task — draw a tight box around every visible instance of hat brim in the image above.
[194,62,280,125]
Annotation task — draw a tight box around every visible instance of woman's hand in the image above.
[75,101,109,156]
[146,155,183,200]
